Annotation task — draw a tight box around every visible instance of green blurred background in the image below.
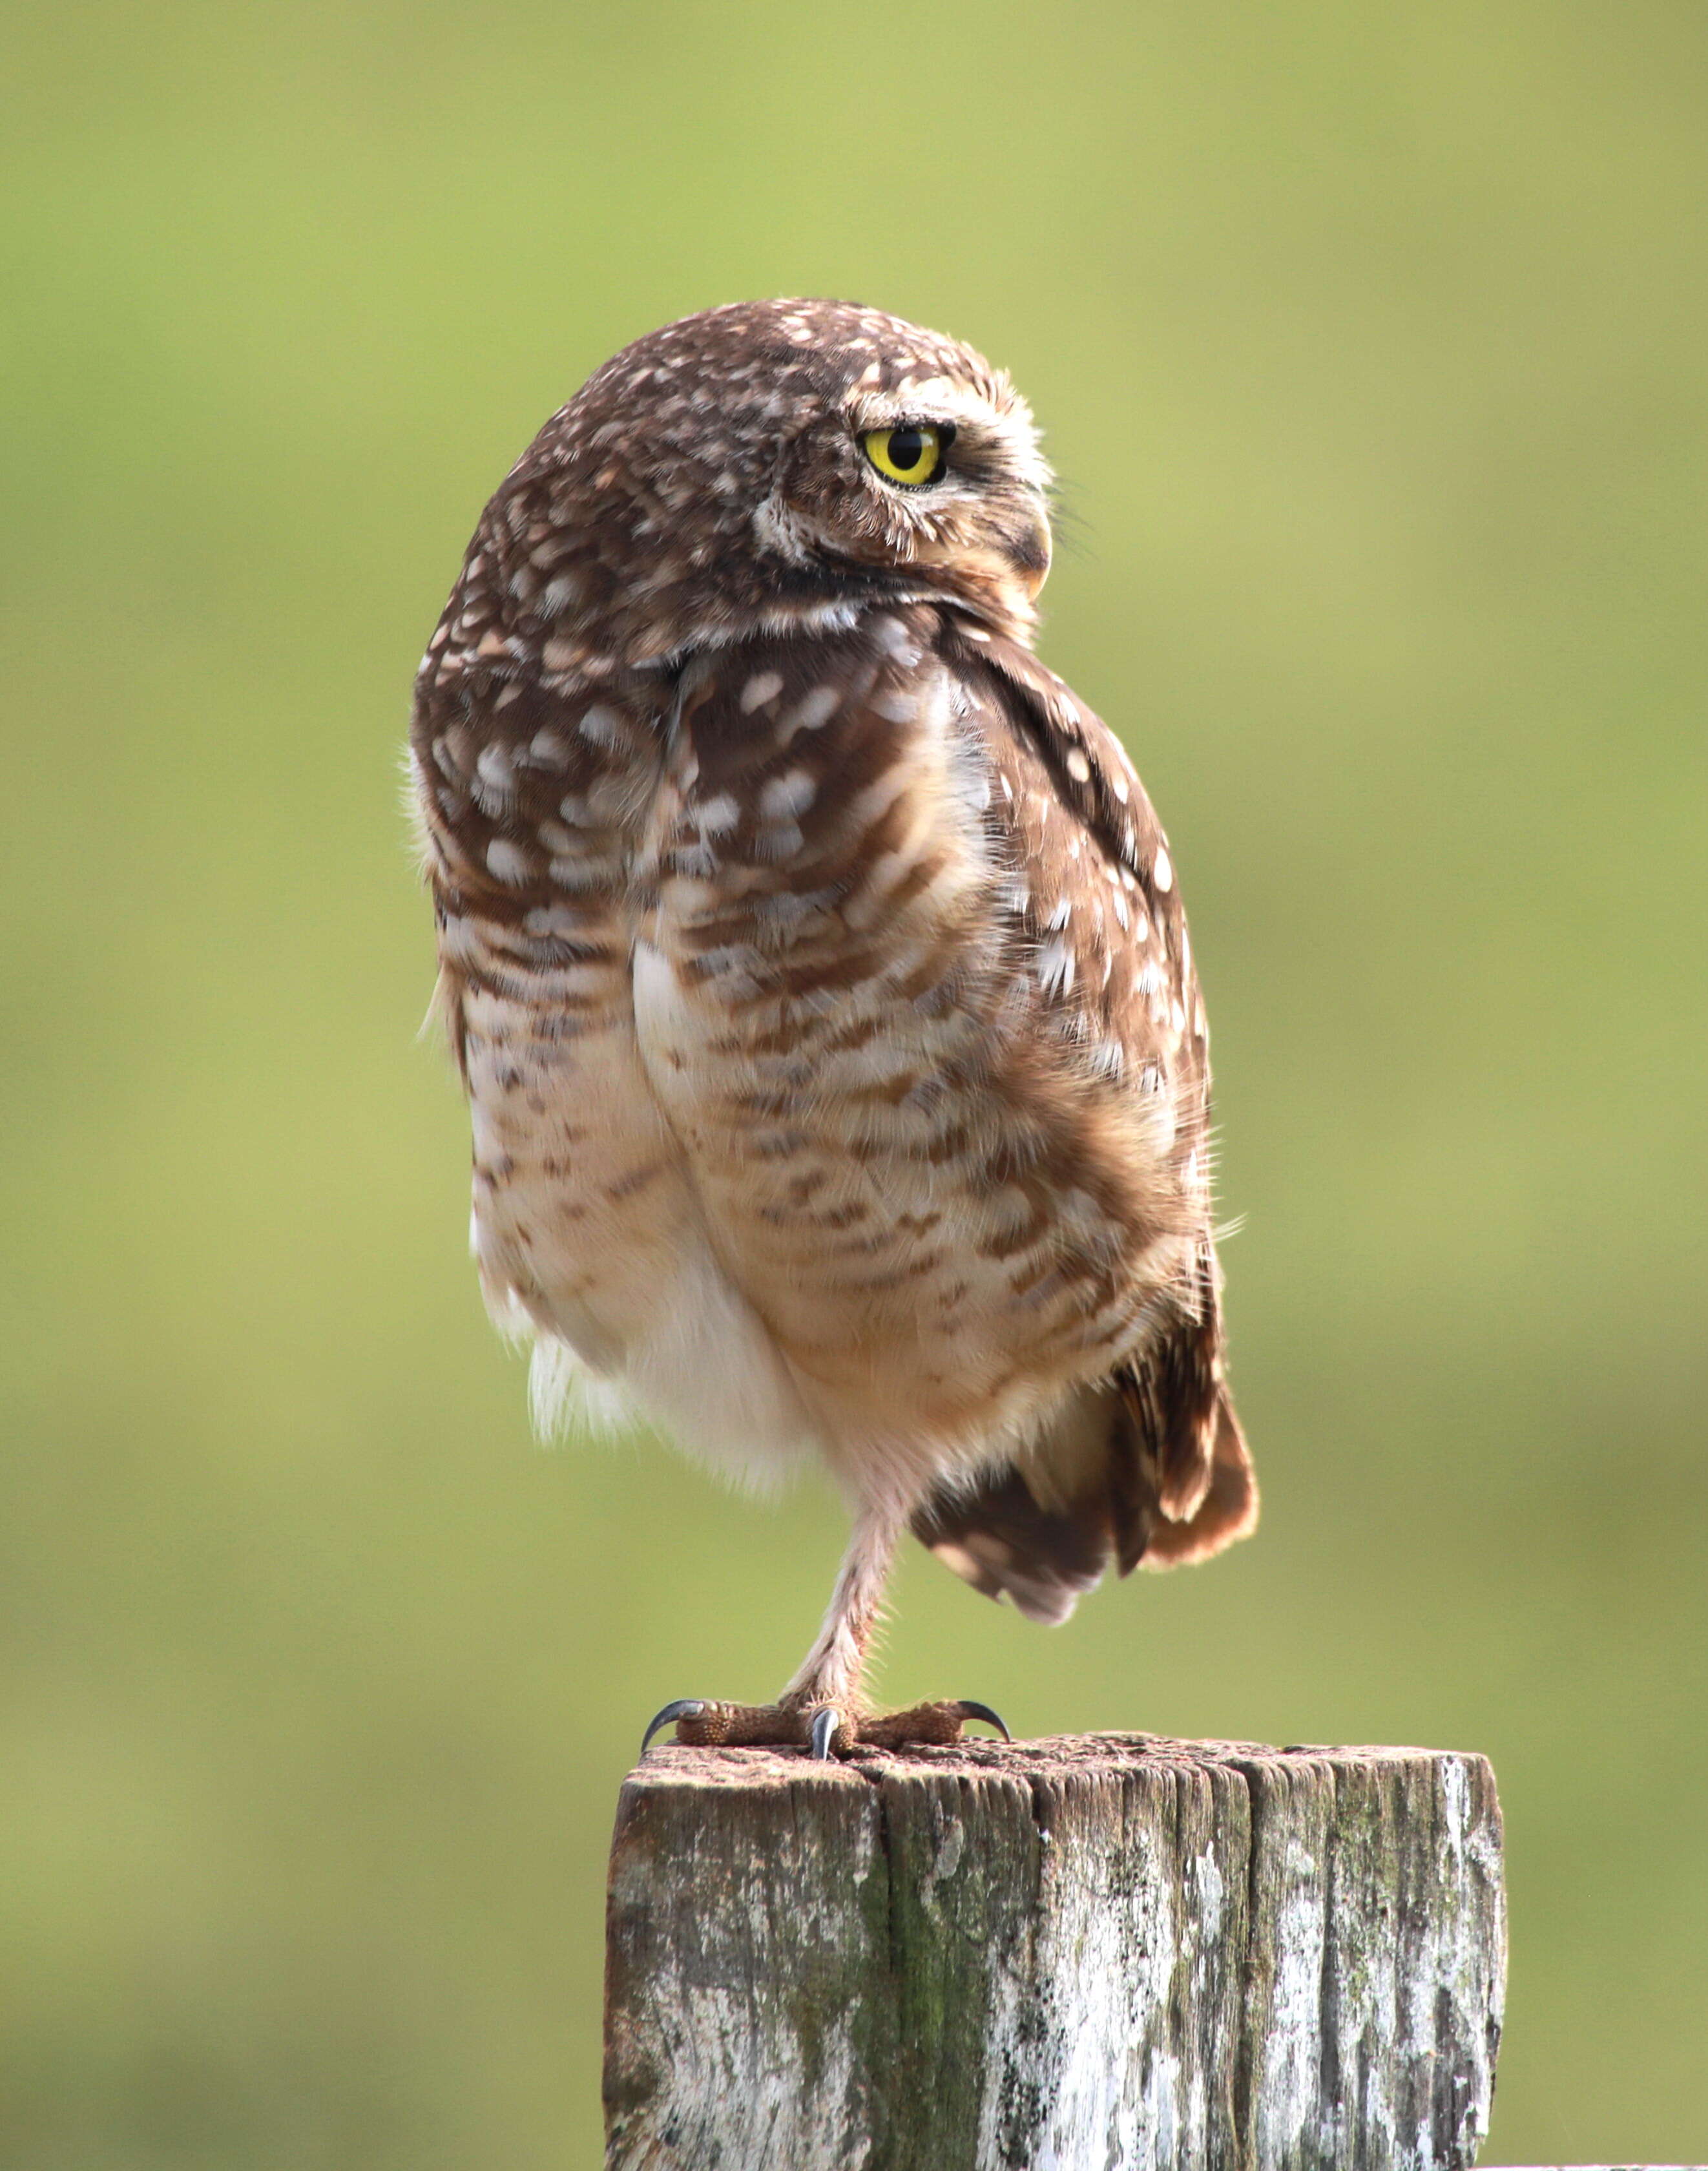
[5,3,1705,2164]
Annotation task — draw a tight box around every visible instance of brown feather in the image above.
[911,1460,1112,1626]
[913,1325,1256,1619]
[1138,1390,1258,1568]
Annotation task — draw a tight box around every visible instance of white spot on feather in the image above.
[741,671,784,712]
[475,744,513,793]
[485,838,534,885]
[760,769,817,820]
[791,685,841,731]
[696,793,740,836]
[1037,939,1075,996]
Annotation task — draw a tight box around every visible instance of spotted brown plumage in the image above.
[409,299,1255,1754]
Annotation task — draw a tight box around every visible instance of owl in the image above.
[410,300,1256,1757]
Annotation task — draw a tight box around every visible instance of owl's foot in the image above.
[639,1697,1010,1760]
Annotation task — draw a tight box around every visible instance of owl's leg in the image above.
[642,1501,1009,1759]
[779,1496,905,1717]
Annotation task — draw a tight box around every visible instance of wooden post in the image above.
[604,1733,1506,2171]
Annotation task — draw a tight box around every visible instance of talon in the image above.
[954,1700,1012,1743]
[808,1708,841,1760]
[641,1699,706,1755]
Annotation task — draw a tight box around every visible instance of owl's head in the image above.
[480,300,1054,676]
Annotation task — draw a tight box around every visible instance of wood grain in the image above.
[604,1734,1506,2170]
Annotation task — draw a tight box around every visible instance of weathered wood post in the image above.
[604,1734,1506,2171]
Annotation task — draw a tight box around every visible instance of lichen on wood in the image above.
[604,1734,1506,2170]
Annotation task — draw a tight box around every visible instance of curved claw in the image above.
[640,1699,706,1756]
[955,1700,1012,1743]
[808,1708,841,1761]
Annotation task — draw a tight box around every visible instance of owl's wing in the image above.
[910,616,1255,1619]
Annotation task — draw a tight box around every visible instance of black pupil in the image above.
[888,427,926,473]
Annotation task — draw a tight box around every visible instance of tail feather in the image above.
[912,1460,1111,1624]
[1133,1389,1258,1570]
[912,1347,1256,1617]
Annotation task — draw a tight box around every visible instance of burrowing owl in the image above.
[410,300,1256,1757]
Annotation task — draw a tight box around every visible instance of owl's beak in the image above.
[911,496,1052,637]
[1006,506,1052,598]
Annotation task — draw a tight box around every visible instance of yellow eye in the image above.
[862,423,950,487]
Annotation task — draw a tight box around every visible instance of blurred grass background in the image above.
[3,2,1705,2163]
